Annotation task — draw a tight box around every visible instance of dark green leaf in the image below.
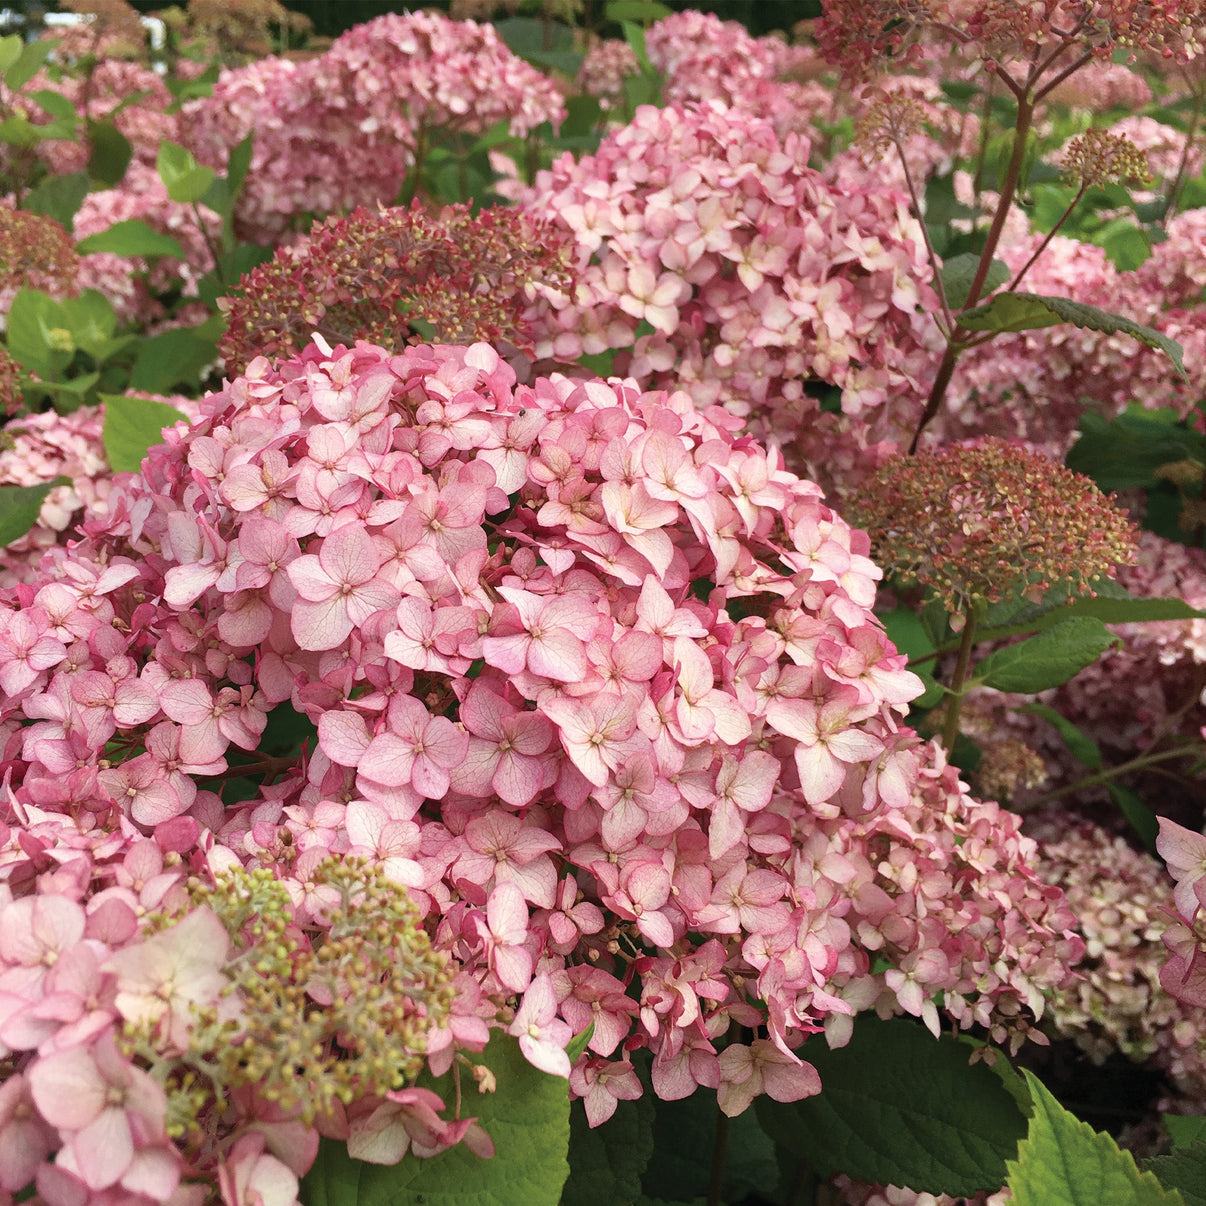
[0,477,71,547]
[495,16,577,57]
[1108,782,1159,853]
[22,171,90,230]
[197,243,274,307]
[1166,1119,1206,1151]
[5,288,71,379]
[302,1033,570,1206]
[1020,703,1103,769]
[942,253,1010,310]
[756,1016,1029,1197]
[1102,223,1153,270]
[156,139,216,205]
[973,617,1118,693]
[1009,1070,1184,1206]
[76,219,185,260]
[1066,408,1204,491]
[86,120,133,188]
[1146,1145,1206,1206]
[879,608,943,707]
[621,21,653,71]
[102,394,188,473]
[561,1095,655,1206]
[605,0,673,21]
[959,292,1186,379]
[5,39,55,92]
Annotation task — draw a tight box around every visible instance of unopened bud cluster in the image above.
[1061,129,1153,189]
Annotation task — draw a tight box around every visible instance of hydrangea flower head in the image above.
[846,438,1138,621]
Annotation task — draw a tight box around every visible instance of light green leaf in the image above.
[973,617,1118,693]
[302,1033,571,1206]
[1020,703,1103,769]
[0,477,71,547]
[22,171,90,231]
[29,88,78,122]
[101,394,188,473]
[879,608,943,707]
[959,292,1186,379]
[60,290,118,351]
[4,38,55,92]
[1009,1070,1185,1205]
[1147,1144,1206,1206]
[5,288,71,379]
[942,253,1010,310]
[0,115,45,148]
[0,35,21,75]
[565,1023,594,1064]
[1108,782,1159,853]
[156,139,216,205]
[76,220,185,260]
[561,1095,655,1206]
[755,1017,1027,1197]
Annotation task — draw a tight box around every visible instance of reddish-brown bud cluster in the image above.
[217,202,576,373]
[846,438,1139,618]
[0,348,23,418]
[0,209,79,300]
[853,89,927,159]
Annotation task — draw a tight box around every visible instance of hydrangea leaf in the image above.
[959,292,1186,379]
[303,1033,571,1206]
[560,1094,655,1206]
[605,0,673,22]
[1020,703,1103,769]
[5,288,72,379]
[101,394,188,473]
[1166,1118,1206,1151]
[0,34,20,74]
[941,253,1010,310]
[76,220,185,261]
[1009,1070,1185,1205]
[754,1016,1028,1197]
[879,608,943,707]
[4,37,54,92]
[23,170,90,231]
[156,139,216,205]
[1066,408,1205,492]
[85,118,134,188]
[972,617,1118,693]
[1146,1144,1206,1206]
[128,319,223,394]
[0,477,70,547]
[1108,782,1159,853]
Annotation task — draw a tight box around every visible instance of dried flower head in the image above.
[217,203,575,373]
[1061,128,1153,189]
[846,438,1138,618]
[0,209,80,300]
[854,90,928,159]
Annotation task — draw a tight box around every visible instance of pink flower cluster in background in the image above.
[182,11,564,243]
[521,100,944,470]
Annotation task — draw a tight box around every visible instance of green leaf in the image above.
[1108,782,1159,853]
[5,288,71,379]
[561,1095,655,1206]
[61,290,118,357]
[1167,1119,1206,1151]
[156,139,216,205]
[941,253,1010,310]
[565,1023,594,1064]
[1009,1070,1185,1206]
[4,38,55,92]
[86,119,133,188]
[973,617,1118,693]
[756,1017,1029,1197]
[1146,1145,1206,1206]
[1102,223,1153,270]
[605,0,672,21]
[102,394,188,473]
[621,21,653,72]
[643,1092,777,1203]
[197,243,274,307]
[1066,408,1205,491]
[76,219,185,260]
[0,35,21,75]
[0,115,46,148]
[1020,703,1103,769]
[302,1033,571,1206]
[22,171,90,231]
[959,292,1186,379]
[29,88,78,123]
[128,318,222,394]
[879,608,943,707]
[0,477,70,547]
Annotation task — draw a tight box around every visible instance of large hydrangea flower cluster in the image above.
[183,11,563,243]
[521,100,944,462]
[0,339,1083,1199]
